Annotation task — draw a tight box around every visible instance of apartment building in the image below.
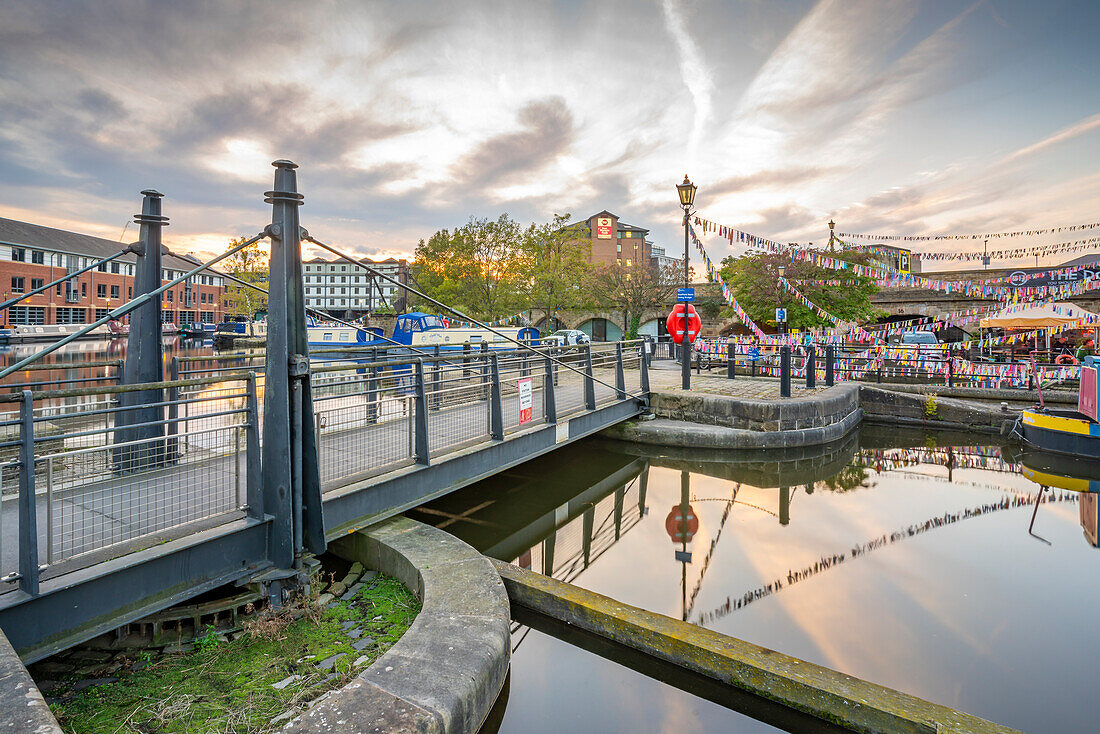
[302,257,409,318]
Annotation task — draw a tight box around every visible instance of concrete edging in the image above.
[284,517,510,734]
[602,408,862,449]
[0,627,62,733]
[492,559,1018,734]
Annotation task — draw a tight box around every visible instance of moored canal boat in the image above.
[1019,356,1099,459]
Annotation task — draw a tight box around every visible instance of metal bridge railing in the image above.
[0,375,260,595]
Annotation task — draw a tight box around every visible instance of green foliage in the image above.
[583,262,681,335]
[194,624,219,652]
[221,237,269,317]
[523,214,594,325]
[626,314,641,340]
[718,252,881,331]
[924,393,939,419]
[412,214,529,321]
[50,575,420,734]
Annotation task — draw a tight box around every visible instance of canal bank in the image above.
[609,372,1022,448]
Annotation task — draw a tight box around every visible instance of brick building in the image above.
[0,217,227,327]
[575,211,654,267]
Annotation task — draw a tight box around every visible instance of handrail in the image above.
[0,373,251,402]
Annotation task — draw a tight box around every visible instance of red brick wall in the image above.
[2,260,225,325]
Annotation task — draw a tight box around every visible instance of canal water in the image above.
[410,426,1099,734]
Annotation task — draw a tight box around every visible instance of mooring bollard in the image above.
[727,342,735,379]
[825,344,835,386]
[780,345,791,398]
[806,345,816,388]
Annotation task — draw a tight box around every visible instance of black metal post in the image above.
[780,345,791,398]
[779,486,790,526]
[165,356,180,462]
[414,359,430,464]
[825,344,835,386]
[18,391,39,596]
[584,344,596,410]
[682,211,691,391]
[490,353,504,440]
[543,355,557,423]
[615,342,626,399]
[948,349,954,388]
[115,190,168,473]
[806,345,816,389]
[261,159,325,569]
[727,341,735,379]
[640,342,651,397]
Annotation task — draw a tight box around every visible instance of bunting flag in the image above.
[690,225,766,337]
[696,216,1100,301]
[779,278,878,341]
[837,221,1100,241]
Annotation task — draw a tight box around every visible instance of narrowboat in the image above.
[1019,356,1099,459]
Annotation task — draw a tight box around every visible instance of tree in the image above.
[718,251,880,331]
[412,214,528,321]
[521,213,593,327]
[221,236,268,317]
[584,261,682,335]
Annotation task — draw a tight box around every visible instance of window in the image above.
[31,278,43,290]
[31,250,44,264]
[11,248,25,262]
[95,308,109,320]
[11,277,24,293]
[128,287,132,298]
[626,259,632,267]
[200,312,214,323]
[110,285,120,299]
[617,243,621,252]
[56,283,62,295]
[56,307,87,324]
[162,311,175,324]
[9,306,45,325]
[98,262,108,272]
[111,262,120,274]
[167,291,173,302]
[81,282,87,297]
[97,284,107,298]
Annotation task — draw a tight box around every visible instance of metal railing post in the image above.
[432,345,442,410]
[640,344,650,396]
[825,344,835,386]
[584,344,596,410]
[463,343,471,377]
[414,359,430,465]
[244,373,263,519]
[18,390,39,595]
[806,345,816,389]
[45,456,53,566]
[948,350,955,387]
[727,341,735,379]
[480,341,490,403]
[780,346,791,398]
[615,342,626,400]
[543,355,557,424]
[490,353,504,440]
[166,356,180,463]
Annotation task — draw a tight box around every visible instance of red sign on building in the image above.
[596,217,613,239]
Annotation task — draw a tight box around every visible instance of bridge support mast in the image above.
[262,160,326,570]
[115,190,171,472]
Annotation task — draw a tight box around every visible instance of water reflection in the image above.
[418,426,1099,734]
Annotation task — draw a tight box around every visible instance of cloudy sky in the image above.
[1,0,1097,268]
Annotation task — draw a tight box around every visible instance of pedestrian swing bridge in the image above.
[0,161,650,663]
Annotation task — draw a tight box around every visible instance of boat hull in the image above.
[1021,410,1100,460]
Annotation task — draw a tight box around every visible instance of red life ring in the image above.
[1055,353,1078,365]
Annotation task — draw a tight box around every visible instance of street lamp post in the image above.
[676,175,697,390]
[777,265,787,337]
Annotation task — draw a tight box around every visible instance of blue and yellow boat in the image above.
[1019,356,1100,459]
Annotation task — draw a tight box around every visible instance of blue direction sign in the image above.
[676,287,695,302]
[775,307,787,323]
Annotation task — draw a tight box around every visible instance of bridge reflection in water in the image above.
[414,427,1099,734]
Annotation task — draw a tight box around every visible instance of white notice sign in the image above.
[518,377,533,424]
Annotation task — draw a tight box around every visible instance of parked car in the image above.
[545,329,591,346]
[897,330,946,360]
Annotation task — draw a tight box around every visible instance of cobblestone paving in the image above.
[648,364,832,400]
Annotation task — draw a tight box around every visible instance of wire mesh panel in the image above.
[0,378,256,580]
[426,357,492,456]
[553,347,587,417]
[312,365,415,489]
[590,344,621,406]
